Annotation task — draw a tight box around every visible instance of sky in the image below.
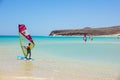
[0,0,120,36]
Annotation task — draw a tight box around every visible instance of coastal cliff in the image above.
[49,26,120,36]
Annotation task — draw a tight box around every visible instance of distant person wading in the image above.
[83,34,87,42]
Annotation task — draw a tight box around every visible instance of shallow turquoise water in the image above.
[0,36,120,79]
[33,36,120,65]
[1,35,120,65]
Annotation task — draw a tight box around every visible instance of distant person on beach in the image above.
[25,43,31,59]
[83,34,87,42]
[89,34,93,41]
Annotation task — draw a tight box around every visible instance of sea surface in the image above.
[0,36,120,80]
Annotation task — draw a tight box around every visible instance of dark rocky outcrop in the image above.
[49,26,120,36]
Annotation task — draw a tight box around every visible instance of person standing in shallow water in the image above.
[83,34,87,42]
[25,43,31,59]
[89,34,93,41]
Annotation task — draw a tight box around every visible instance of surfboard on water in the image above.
[17,56,34,61]
[18,24,35,60]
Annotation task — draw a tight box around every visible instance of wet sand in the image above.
[0,52,119,80]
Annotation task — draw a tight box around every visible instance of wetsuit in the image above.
[27,45,31,54]
[26,45,31,59]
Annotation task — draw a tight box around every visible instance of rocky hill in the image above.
[49,26,120,36]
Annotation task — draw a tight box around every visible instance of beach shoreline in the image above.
[0,36,120,80]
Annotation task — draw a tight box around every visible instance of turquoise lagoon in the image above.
[0,36,120,80]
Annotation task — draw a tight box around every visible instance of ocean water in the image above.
[0,36,120,80]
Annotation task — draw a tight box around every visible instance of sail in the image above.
[18,24,35,56]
